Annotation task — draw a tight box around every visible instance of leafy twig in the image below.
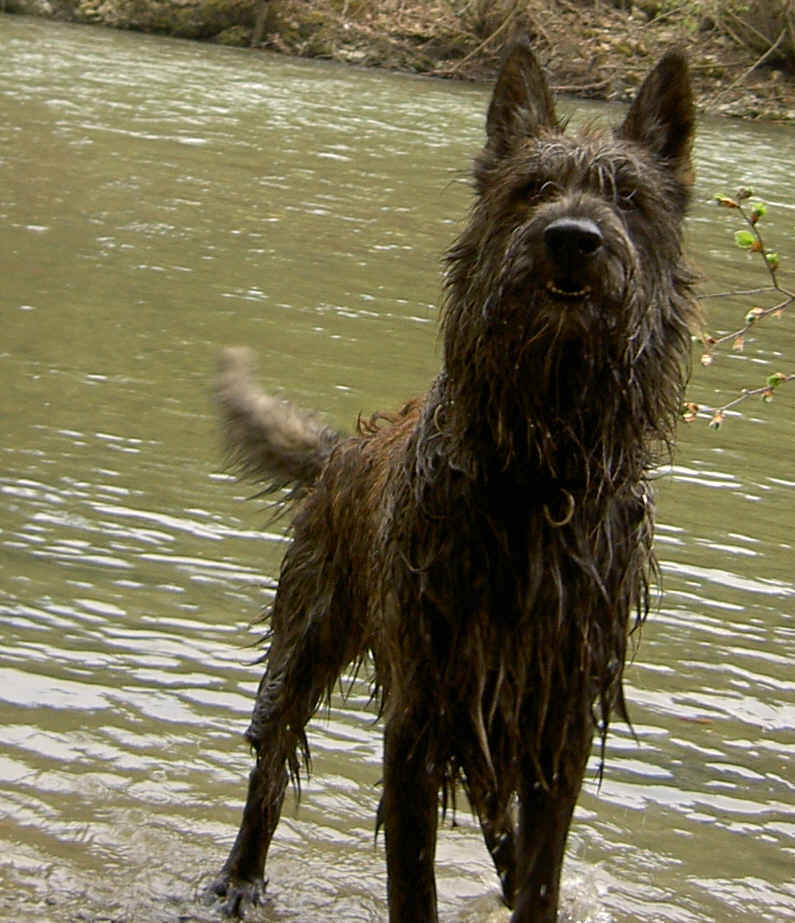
[687,188,793,428]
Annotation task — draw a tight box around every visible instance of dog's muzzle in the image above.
[543,217,603,300]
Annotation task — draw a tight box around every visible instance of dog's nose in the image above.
[544,218,603,262]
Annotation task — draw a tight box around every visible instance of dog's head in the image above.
[440,43,698,466]
[446,41,695,336]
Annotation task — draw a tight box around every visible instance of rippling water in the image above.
[1,13,793,923]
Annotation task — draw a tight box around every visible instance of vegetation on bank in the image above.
[5,0,794,119]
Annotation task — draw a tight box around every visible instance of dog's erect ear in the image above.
[617,51,695,181]
[485,40,557,157]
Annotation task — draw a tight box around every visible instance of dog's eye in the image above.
[516,179,556,203]
[617,189,639,211]
[516,181,540,201]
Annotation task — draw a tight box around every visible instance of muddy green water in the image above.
[1,13,794,923]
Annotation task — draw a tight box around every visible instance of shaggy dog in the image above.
[209,41,696,922]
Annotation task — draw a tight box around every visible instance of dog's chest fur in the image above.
[370,392,650,787]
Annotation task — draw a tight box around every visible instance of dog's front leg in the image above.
[382,713,441,923]
[469,779,517,909]
[511,785,577,922]
[455,730,517,908]
[511,730,592,923]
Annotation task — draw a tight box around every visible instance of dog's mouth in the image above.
[546,279,591,300]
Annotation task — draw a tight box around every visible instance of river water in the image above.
[1,13,793,923]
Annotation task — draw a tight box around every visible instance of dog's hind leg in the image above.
[210,566,367,915]
[382,710,443,923]
[207,657,311,915]
[208,747,288,915]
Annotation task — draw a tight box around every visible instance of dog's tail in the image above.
[216,347,343,493]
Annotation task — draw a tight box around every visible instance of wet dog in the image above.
[209,41,696,922]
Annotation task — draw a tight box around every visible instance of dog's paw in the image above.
[206,871,265,918]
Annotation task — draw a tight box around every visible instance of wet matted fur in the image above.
[209,41,697,923]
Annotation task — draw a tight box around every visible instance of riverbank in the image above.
[4,0,794,120]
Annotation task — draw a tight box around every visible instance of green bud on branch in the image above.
[750,202,767,224]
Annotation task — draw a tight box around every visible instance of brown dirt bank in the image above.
[5,0,794,120]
